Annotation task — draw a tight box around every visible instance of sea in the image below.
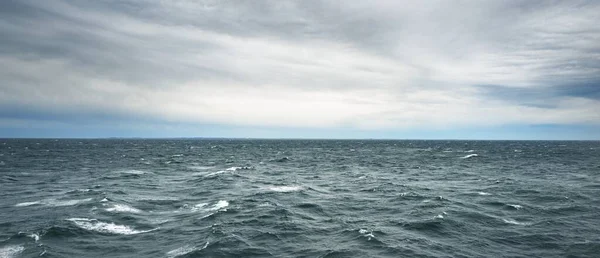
[0,139,599,257]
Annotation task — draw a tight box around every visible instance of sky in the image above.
[1,0,599,140]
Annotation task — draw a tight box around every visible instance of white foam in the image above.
[0,245,24,258]
[166,245,195,258]
[15,198,92,207]
[204,170,227,177]
[508,204,523,210]
[166,242,208,258]
[434,214,444,219]
[477,192,492,196]
[191,200,229,212]
[15,201,41,207]
[502,218,532,226]
[207,200,229,211]
[100,198,109,202]
[465,150,475,153]
[189,166,215,170]
[106,204,143,213]
[66,218,155,235]
[267,186,303,192]
[121,169,147,175]
[358,229,375,240]
[227,166,252,171]
[46,198,93,207]
[28,233,40,242]
[460,154,479,159]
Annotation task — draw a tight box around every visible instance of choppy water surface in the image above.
[1,139,599,257]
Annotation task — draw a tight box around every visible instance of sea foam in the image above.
[15,198,92,207]
[502,218,532,226]
[66,218,155,235]
[461,154,479,159]
[106,203,143,213]
[267,186,303,192]
[0,245,24,258]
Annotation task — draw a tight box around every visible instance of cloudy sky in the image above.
[1,0,599,139]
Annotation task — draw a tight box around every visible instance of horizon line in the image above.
[1,137,598,141]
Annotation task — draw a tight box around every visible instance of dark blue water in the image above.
[1,139,599,257]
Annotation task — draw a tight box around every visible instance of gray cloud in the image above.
[1,0,599,130]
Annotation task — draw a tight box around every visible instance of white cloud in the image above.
[0,0,599,132]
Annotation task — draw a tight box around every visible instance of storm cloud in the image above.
[1,0,599,137]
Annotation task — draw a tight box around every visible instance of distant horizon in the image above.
[2,136,599,141]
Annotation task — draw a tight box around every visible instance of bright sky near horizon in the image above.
[1,0,599,139]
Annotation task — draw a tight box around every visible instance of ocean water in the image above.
[1,139,599,258]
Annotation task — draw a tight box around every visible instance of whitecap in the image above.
[46,198,93,207]
[188,166,214,170]
[358,229,375,240]
[15,198,92,207]
[166,242,208,258]
[208,200,229,211]
[507,204,523,210]
[191,200,229,212]
[460,154,479,159]
[120,169,147,175]
[106,203,143,213]
[166,245,196,258]
[204,170,227,177]
[28,233,40,242]
[502,218,532,226]
[477,192,492,196]
[66,218,155,235]
[267,186,303,193]
[225,166,252,171]
[0,245,24,258]
[68,188,91,193]
[434,214,444,219]
[15,201,41,207]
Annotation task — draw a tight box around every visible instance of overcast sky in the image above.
[1,0,599,139]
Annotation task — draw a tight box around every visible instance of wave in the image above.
[507,204,523,210]
[192,200,229,212]
[477,192,492,196]
[226,166,252,171]
[166,245,195,258]
[120,169,149,175]
[66,188,92,194]
[188,166,215,170]
[204,167,251,177]
[358,229,375,240]
[14,201,41,207]
[0,245,24,258]
[460,154,479,159]
[204,170,227,177]
[105,203,143,213]
[188,201,228,213]
[502,218,532,226]
[267,185,303,193]
[66,218,156,235]
[15,198,92,207]
[166,242,209,258]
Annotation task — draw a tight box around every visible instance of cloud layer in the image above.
[1,0,599,136]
